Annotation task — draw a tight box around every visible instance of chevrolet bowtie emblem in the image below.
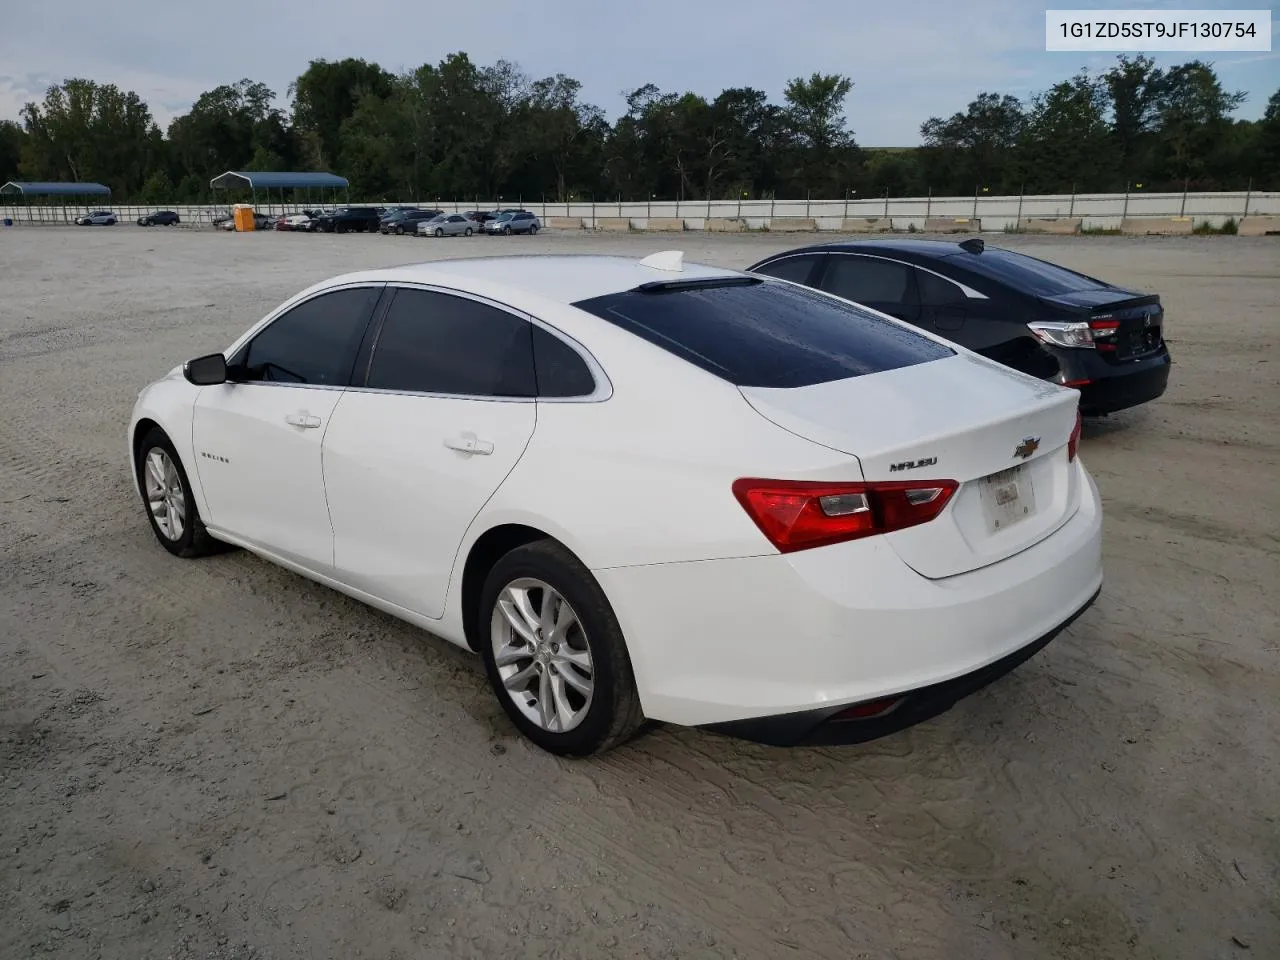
[1013,437,1040,460]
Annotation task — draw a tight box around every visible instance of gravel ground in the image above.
[1,226,1277,960]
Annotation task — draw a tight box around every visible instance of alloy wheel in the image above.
[143,447,186,541]
[490,578,595,733]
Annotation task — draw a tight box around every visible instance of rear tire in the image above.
[479,540,644,756]
[464,227,473,236]
[135,427,222,559]
[530,224,539,235]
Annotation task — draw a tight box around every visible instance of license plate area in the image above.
[980,465,1036,533]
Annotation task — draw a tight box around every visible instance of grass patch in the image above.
[1081,225,1123,235]
[1193,217,1238,235]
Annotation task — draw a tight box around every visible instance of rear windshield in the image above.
[572,279,953,388]
[945,248,1109,297]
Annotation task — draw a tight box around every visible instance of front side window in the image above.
[239,287,380,385]
[366,289,536,397]
[751,254,823,286]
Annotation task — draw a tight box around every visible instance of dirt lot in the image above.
[1,226,1277,960]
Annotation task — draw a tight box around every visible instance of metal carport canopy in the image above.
[1,181,111,196]
[208,171,349,190]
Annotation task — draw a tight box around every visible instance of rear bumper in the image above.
[1056,347,1171,415]
[595,461,1104,730]
[702,585,1099,746]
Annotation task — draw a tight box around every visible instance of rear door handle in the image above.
[443,434,494,455]
[285,413,322,429]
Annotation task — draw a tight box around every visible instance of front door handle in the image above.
[285,413,322,429]
[444,434,494,455]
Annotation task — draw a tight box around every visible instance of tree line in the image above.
[2,53,1277,205]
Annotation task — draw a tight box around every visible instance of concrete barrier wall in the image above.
[3,191,1277,233]
[1238,216,1280,236]
[839,218,894,233]
[706,218,747,232]
[924,218,979,233]
[1020,217,1082,234]
[546,216,583,230]
[768,218,817,232]
[644,217,685,231]
[1121,217,1194,235]
[595,217,632,232]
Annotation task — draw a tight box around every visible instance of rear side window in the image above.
[242,286,379,385]
[916,269,967,306]
[572,279,953,389]
[366,289,536,397]
[822,256,913,304]
[948,248,1108,296]
[532,327,596,397]
[752,255,823,285]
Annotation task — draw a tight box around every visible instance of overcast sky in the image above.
[1,0,1275,145]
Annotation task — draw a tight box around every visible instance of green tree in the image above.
[781,73,858,195]
[20,78,162,196]
[168,79,293,182]
[290,58,393,169]
[1020,71,1116,191]
[1104,54,1165,178]
[1153,60,1246,182]
[0,120,24,184]
[1257,89,1280,190]
[920,93,1025,193]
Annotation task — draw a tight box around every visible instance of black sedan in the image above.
[138,210,180,226]
[748,238,1171,416]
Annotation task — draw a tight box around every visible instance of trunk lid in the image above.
[1041,289,1165,362]
[739,353,1083,579]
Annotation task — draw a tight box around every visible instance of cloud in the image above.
[0,0,1272,145]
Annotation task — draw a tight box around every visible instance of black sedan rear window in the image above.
[946,248,1109,297]
[572,278,953,388]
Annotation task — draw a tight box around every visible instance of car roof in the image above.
[760,238,980,261]
[333,254,744,305]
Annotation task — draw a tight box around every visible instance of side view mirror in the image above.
[183,352,227,385]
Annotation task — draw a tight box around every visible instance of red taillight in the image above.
[1089,318,1120,352]
[1067,410,1082,462]
[833,697,902,720]
[732,478,958,553]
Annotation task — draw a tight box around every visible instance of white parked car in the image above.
[128,251,1102,755]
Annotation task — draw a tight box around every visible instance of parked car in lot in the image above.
[76,210,117,226]
[382,209,442,235]
[748,239,1171,416]
[418,213,477,237]
[138,210,180,226]
[275,214,312,232]
[312,206,383,233]
[483,211,541,235]
[129,250,1100,756]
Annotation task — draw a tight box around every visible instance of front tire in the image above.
[434,227,444,237]
[135,428,221,558]
[480,540,644,756]
[502,224,512,235]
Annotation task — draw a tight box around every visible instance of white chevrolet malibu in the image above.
[128,251,1102,755]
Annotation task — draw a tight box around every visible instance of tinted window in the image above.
[917,269,967,306]
[572,279,952,389]
[516,213,532,221]
[947,248,1108,296]
[752,255,823,285]
[532,327,596,397]
[366,289,535,397]
[242,287,379,385]
[822,256,913,303]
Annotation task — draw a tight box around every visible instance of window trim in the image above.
[754,251,989,300]
[351,282,612,404]
[223,281,387,390]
